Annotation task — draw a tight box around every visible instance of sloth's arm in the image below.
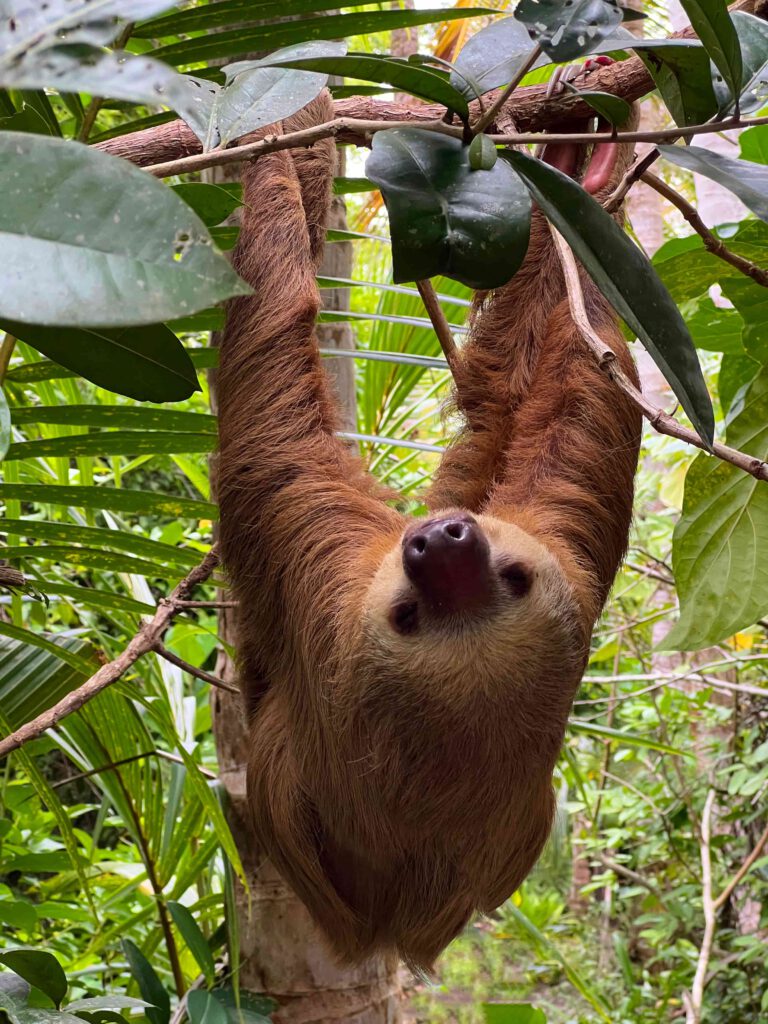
[216,98,400,684]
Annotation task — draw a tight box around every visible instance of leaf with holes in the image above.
[450,17,549,96]
[662,366,768,651]
[367,129,530,289]
[0,320,200,401]
[0,133,249,326]
[515,0,623,61]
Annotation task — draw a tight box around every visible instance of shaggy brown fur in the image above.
[217,92,642,972]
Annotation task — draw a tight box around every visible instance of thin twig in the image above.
[642,170,768,288]
[144,113,768,179]
[0,547,220,759]
[596,853,670,909]
[549,226,768,483]
[604,148,662,214]
[51,749,217,787]
[415,280,459,373]
[472,45,543,136]
[713,818,768,910]
[153,643,239,694]
[686,789,716,1024]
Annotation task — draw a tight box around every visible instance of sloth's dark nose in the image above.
[402,515,494,615]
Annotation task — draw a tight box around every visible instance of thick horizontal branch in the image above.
[550,227,768,484]
[96,0,760,171]
[0,547,222,759]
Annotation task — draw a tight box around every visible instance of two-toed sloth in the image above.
[217,91,641,971]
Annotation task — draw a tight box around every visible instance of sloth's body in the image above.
[217,93,641,971]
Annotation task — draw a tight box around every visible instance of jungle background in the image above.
[1,0,768,1022]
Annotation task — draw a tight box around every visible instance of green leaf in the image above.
[211,987,275,1024]
[120,941,169,1024]
[151,8,493,68]
[719,352,760,414]
[636,44,719,126]
[171,184,242,227]
[468,133,497,171]
[677,0,742,112]
[451,17,548,96]
[10,405,216,433]
[0,321,200,402]
[0,622,97,676]
[0,901,37,934]
[0,632,96,730]
[569,88,632,125]
[0,484,217,520]
[5,430,214,461]
[685,297,744,354]
[740,125,768,164]
[167,903,216,986]
[568,718,691,756]
[67,999,149,1013]
[256,52,469,116]
[659,144,768,224]
[482,1005,546,1024]
[0,387,10,461]
[715,12,768,114]
[505,149,714,445]
[3,545,182,579]
[367,129,531,289]
[187,993,228,1024]
[137,0,378,34]
[0,951,66,1009]
[0,104,51,135]
[515,0,623,61]
[0,132,249,327]
[663,366,768,651]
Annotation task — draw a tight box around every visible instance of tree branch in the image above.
[0,547,222,759]
[153,642,239,693]
[685,789,716,1024]
[549,226,768,483]
[713,818,768,911]
[416,280,459,373]
[641,171,768,288]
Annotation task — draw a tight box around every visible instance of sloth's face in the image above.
[360,511,584,697]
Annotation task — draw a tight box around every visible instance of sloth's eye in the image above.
[390,600,419,635]
[499,562,532,598]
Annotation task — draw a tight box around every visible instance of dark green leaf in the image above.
[136,0,396,37]
[568,719,690,756]
[171,184,242,227]
[451,17,548,96]
[685,298,744,354]
[151,9,493,69]
[0,0,178,52]
[0,632,96,729]
[0,132,248,327]
[515,0,623,61]
[482,1006,546,1024]
[678,0,742,112]
[186,993,228,1024]
[333,177,373,194]
[715,12,768,114]
[0,484,217,520]
[659,144,768,224]
[718,352,760,413]
[636,44,719,126]
[256,52,469,116]
[210,989,275,1024]
[0,105,51,135]
[568,88,632,125]
[0,901,37,933]
[5,430,215,461]
[120,941,169,1024]
[505,150,714,444]
[167,904,216,986]
[3,545,181,578]
[663,366,768,651]
[0,321,200,402]
[367,128,531,289]
[0,951,66,1009]
[468,133,497,170]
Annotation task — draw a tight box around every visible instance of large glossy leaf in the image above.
[167,903,216,985]
[505,150,715,445]
[514,0,623,61]
[0,951,66,1008]
[636,44,719,126]
[5,430,214,461]
[0,132,248,327]
[663,367,768,651]
[367,129,531,289]
[257,52,469,116]
[187,992,228,1024]
[450,17,548,97]
[678,0,742,112]
[0,321,200,402]
[715,12,768,114]
[0,633,95,731]
[0,484,217,520]
[0,47,202,121]
[567,88,631,125]
[120,941,169,1024]
[659,144,768,223]
[151,8,493,67]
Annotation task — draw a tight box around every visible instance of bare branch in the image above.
[686,789,717,1024]
[549,226,768,484]
[0,548,221,759]
[416,280,459,373]
[642,171,768,288]
[596,852,670,909]
[154,642,239,694]
[713,818,768,911]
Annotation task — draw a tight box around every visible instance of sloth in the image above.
[216,91,641,971]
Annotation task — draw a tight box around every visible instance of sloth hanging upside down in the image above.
[216,91,642,972]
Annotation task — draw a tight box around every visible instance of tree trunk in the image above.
[209,147,402,1021]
